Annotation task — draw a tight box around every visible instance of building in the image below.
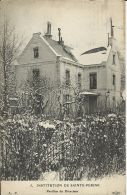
[79,18,122,113]
[12,20,122,116]
[13,22,83,116]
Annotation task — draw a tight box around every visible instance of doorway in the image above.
[89,96,97,113]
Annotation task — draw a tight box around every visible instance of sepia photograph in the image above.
[0,0,126,194]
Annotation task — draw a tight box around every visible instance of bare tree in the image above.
[18,76,53,115]
[17,71,85,118]
[50,80,84,120]
[0,18,23,116]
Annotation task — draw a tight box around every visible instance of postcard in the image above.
[0,0,125,195]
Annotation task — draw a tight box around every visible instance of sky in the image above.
[0,0,125,58]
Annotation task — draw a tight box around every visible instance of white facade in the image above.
[78,37,122,113]
[12,23,122,115]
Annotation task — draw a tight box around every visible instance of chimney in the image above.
[60,37,64,45]
[45,22,52,38]
[33,32,41,37]
[108,18,115,46]
[58,28,64,45]
[110,17,114,37]
[58,28,61,43]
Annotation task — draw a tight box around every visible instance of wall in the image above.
[15,61,58,90]
[82,42,122,112]
[18,33,56,65]
[12,34,62,116]
[106,46,121,107]
[60,60,83,88]
[59,59,84,117]
[13,34,122,115]
[83,65,107,92]
[15,33,59,92]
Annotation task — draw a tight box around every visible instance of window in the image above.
[78,73,82,89]
[64,94,71,115]
[113,96,116,108]
[113,54,115,65]
[112,74,116,86]
[33,47,39,58]
[113,96,115,101]
[90,73,97,89]
[33,69,40,87]
[65,70,70,86]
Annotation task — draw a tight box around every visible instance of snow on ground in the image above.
[38,121,55,129]
[40,171,59,180]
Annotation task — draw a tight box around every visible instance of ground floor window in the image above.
[64,94,71,115]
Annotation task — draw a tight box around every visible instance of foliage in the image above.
[0,113,125,180]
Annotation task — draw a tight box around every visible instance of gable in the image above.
[18,33,57,65]
[106,47,121,69]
